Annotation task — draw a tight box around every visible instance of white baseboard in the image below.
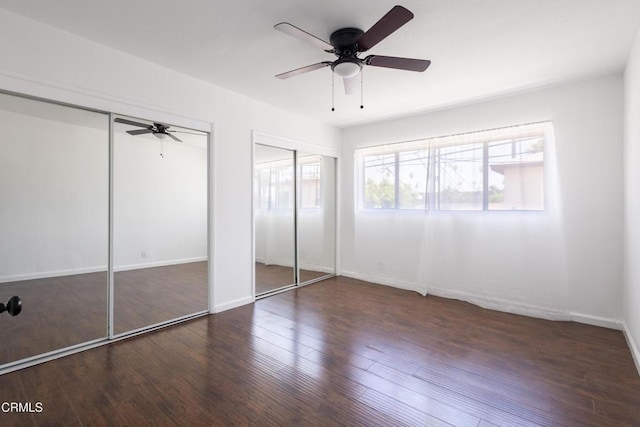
[114,257,207,272]
[340,271,624,328]
[0,266,106,284]
[299,263,335,274]
[256,259,334,275]
[255,258,294,268]
[214,296,254,313]
[623,322,640,376]
[340,270,421,293]
[0,257,207,283]
[569,312,623,330]
[427,286,573,322]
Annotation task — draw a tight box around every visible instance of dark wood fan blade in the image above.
[166,132,182,143]
[358,6,414,51]
[365,55,431,72]
[343,76,359,95]
[127,129,154,135]
[276,62,332,79]
[275,22,333,51]
[115,117,151,128]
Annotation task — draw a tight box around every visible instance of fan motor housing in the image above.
[330,28,364,57]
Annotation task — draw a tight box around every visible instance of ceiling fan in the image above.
[274,5,431,95]
[114,117,185,142]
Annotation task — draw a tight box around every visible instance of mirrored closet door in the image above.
[113,116,209,335]
[254,142,336,298]
[0,93,211,373]
[297,152,336,284]
[253,145,296,295]
[0,92,109,366]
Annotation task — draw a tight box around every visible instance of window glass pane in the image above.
[398,150,429,209]
[488,137,544,210]
[356,122,549,212]
[437,143,483,210]
[363,154,396,208]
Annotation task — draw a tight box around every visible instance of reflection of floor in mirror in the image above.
[255,262,330,295]
[0,261,208,366]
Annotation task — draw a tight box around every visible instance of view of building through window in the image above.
[358,122,550,211]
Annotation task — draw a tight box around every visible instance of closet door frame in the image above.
[0,89,213,375]
[252,131,339,300]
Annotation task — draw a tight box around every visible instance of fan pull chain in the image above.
[360,68,364,109]
[331,70,335,111]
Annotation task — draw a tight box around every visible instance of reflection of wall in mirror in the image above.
[0,107,208,282]
[113,130,208,271]
[0,108,109,282]
[254,150,295,268]
[254,151,335,275]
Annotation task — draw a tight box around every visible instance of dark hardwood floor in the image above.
[1,276,639,426]
[0,262,208,365]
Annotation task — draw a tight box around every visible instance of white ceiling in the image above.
[0,0,639,128]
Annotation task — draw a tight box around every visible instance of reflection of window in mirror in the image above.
[255,160,294,211]
[300,155,322,209]
[254,144,297,296]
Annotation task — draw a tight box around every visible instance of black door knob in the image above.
[0,296,22,317]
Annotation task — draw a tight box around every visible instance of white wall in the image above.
[0,9,340,311]
[624,27,640,371]
[341,75,624,325]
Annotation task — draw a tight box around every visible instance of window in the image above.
[363,153,396,208]
[437,142,484,210]
[357,122,550,211]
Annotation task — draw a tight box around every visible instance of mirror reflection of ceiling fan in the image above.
[274,5,431,96]
[114,117,201,142]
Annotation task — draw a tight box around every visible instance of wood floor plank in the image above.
[349,366,484,427]
[364,362,543,427]
[357,388,456,427]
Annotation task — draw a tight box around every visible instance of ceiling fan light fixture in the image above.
[332,59,362,78]
[154,132,167,140]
